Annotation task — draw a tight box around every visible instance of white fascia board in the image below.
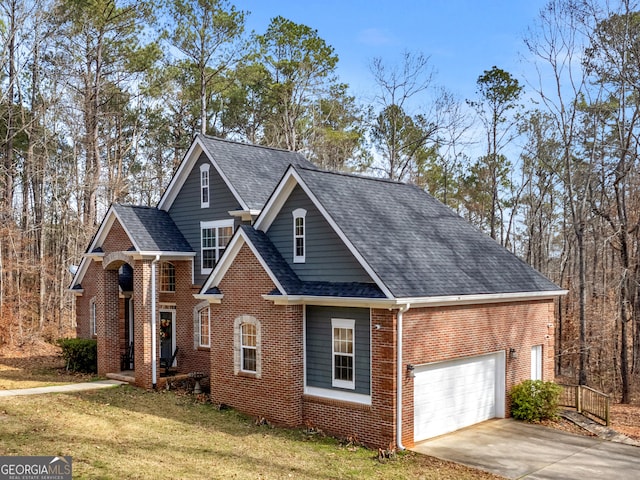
[394,290,569,308]
[254,168,394,299]
[262,289,568,309]
[158,138,203,210]
[69,256,88,288]
[262,294,397,308]
[253,167,299,231]
[71,205,133,286]
[69,288,84,296]
[199,228,287,296]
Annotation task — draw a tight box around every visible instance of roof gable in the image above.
[256,166,563,299]
[158,134,313,212]
[69,204,192,289]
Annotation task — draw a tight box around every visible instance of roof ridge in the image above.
[295,165,410,186]
[198,133,305,156]
[114,204,157,210]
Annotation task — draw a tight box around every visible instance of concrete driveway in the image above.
[413,419,640,479]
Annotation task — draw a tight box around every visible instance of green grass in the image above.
[0,386,501,479]
[0,354,97,390]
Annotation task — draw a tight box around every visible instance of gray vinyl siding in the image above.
[305,306,370,395]
[168,152,241,285]
[266,185,372,283]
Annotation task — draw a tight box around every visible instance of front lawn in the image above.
[0,386,501,479]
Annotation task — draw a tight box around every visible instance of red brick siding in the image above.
[209,244,304,427]
[400,300,555,448]
[102,219,133,252]
[76,216,208,389]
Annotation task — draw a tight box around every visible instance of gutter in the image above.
[396,303,411,451]
[151,255,160,389]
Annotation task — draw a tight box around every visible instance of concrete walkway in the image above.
[0,379,126,397]
[413,418,640,479]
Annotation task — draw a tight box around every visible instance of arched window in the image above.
[292,208,306,263]
[160,262,175,292]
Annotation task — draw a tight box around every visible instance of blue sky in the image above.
[237,0,549,103]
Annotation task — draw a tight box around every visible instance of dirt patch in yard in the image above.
[609,404,640,441]
[0,341,95,389]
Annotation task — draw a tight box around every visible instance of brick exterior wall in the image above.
[400,300,555,448]
[74,217,210,389]
[209,244,305,427]
[75,216,557,449]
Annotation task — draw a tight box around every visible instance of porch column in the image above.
[134,259,156,389]
[96,269,120,375]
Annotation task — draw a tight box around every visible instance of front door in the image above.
[160,309,176,366]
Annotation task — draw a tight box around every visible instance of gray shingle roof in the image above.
[113,204,193,253]
[199,135,314,210]
[240,225,385,298]
[294,167,560,298]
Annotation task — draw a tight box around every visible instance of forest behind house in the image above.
[2,0,640,403]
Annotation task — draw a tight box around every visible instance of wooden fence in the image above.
[559,384,610,426]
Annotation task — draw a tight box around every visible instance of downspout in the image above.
[396,303,411,451]
[151,255,160,389]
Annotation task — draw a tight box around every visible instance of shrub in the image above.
[510,380,561,422]
[58,338,97,374]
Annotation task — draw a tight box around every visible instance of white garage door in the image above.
[414,352,505,441]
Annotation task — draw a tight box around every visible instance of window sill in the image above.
[197,346,210,352]
[237,371,258,379]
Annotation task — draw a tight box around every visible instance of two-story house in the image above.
[70,134,566,449]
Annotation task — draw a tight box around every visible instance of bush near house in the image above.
[510,380,562,422]
[57,338,97,374]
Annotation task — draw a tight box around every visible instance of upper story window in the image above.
[332,318,355,390]
[160,262,175,292]
[200,220,233,275]
[292,208,306,263]
[200,163,210,208]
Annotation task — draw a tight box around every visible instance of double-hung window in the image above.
[200,220,233,274]
[241,323,257,372]
[200,164,210,208]
[332,318,355,389]
[198,307,210,348]
[292,208,306,263]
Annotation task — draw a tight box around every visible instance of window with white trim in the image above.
[292,208,306,263]
[241,323,257,372]
[332,318,355,389]
[200,220,233,274]
[200,164,210,208]
[198,306,210,348]
[233,315,261,377]
[90,299,97,337]
[160,262,175,292]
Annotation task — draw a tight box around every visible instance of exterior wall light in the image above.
[509,348,518,359]
[406,363,415,378]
